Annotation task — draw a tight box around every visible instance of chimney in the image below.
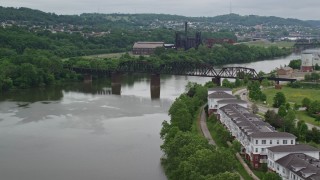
[185,21,188,37]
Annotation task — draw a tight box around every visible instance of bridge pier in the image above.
[83,74,92,83]
[212,76,221,86]
[150,74,160,100]
[111,72,122,95]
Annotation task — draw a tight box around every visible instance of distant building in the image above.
[132,42,164,55]
[301,52,314,72]
[175,22,202,50]
[277,67,293,76]
[301,50,320,72]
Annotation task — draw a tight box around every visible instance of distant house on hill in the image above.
[132,42,164,55]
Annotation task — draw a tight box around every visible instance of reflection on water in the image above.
[0,74,185,180]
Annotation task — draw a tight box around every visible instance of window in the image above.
[277,140,279,144]
[256,140,258,144]
[261,148,265,152]
[283,140,287,144]
[262,140,266,144]
[277,165,279,170]
[255,148,258,153]
[270,140,272,144]
[291,140,294,144]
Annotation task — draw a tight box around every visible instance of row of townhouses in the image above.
[208,87,320,180]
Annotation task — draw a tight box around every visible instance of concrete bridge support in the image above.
[111,72,122,95]
[212,76,221,86]
[150,74,160,100]
[83,74,92,83]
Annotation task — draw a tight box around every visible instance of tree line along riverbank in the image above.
[0,26,291,92]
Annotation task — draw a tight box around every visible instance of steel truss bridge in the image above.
[66,61,296,85]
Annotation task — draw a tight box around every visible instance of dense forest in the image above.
[160,83,240,180]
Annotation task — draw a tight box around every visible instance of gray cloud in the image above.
[2,0,320,20]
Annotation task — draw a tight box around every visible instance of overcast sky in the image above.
[2,0,320,20]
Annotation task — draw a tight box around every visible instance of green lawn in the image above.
[296,111,318,126]
[262,86,320,106]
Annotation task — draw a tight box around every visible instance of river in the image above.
[0,53,299,180]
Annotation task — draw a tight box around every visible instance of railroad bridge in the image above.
[66,61,296,86]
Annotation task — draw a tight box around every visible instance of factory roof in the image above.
[133,42,164,49]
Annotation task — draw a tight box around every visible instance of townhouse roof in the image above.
[217,99,247,104]
[208,87,232,92]
[276,153,320,180]
[208,91,236,99]
[133,42,164,49]
[268,144,320,153]
[251,132,296,139]
[219,104,275,136]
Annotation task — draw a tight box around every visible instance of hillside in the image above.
[0,6,315,28]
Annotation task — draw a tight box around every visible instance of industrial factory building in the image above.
[132,42,164,55]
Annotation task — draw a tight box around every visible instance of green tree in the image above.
[283,109,295,133]
[288,59,301,69]
[234,78,242,87]
[302,97,311,108]
[308,100,320,115]
[273,92,286,108]
[247,81,263,101]
[278,105,287,117]
[261,78,270,87]
[211,172,240,180]
[297,120,308,142]
[265,110,284,128]
[262,172,282,180]
[315,116,320,125]
[232,140,241,153]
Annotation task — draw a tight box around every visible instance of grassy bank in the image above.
[296,111,319,126]
[262,86,320,106]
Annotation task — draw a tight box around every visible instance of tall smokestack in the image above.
[185,21,188,37]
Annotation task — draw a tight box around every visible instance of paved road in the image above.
[234,88,320,130]
[199,105,216,145]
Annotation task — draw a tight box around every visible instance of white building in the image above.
[208,91,236,114]
[301,52,314,72]
[267,144,320,180]
[218,103,296,168]
[301,50,320,72]
[272,153,320,180]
